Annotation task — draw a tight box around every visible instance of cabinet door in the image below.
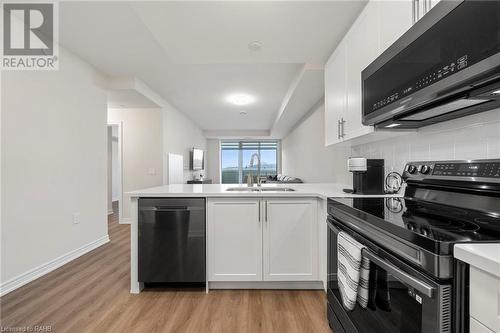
[429,0,441,10]
[379,0,413,52]
[207,198,262,281]
[263,198,318,281]
[324,41,347,146]
[344,1,378,141]
[470,317,495,333]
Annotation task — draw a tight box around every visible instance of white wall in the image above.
[162,103,207,183]
[206,139,221,183]
[108,108,163,220]
[1,47,109,287]
[282,103,351,184]
[351,109,500,176]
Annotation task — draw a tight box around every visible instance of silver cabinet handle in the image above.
[412,0,416,24]
[265,201,268,222]
[416,0,420,21]
[258,200,261,222]
[337,120,341,139]
[341,118,346,138]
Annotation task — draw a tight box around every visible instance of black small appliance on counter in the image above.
[344,158,384,194]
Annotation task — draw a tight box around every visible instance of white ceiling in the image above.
[59,1,367,136]
[107,89,161,109]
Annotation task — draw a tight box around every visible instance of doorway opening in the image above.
[107,123,123,223]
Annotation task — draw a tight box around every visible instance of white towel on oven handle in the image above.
[337,231,370,310]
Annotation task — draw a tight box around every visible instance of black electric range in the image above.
[327,159,500,333]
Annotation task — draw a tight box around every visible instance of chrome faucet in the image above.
[247,153,261,187]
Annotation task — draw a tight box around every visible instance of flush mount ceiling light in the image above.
[226,93,255,106]
[248,40,263,52]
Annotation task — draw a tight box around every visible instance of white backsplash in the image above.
[351,109,500,176]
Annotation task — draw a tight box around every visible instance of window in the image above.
[221,141,279,184]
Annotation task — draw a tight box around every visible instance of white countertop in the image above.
[454,243,500,278]
[128,183,403,200]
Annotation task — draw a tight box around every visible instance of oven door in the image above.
[327,217,452,333]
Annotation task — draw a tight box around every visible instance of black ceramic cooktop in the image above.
[329,197,500,253]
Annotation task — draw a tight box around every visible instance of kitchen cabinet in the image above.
[207,197,318,282]
[324,0,417,146]
[429,0,441,10]
[471,318,495,333]
[263,198,318,281]
[324,42,347,145]
[469,266,500,332]
[378,0,413,52]
[343,1,379,141]
[415,0,441,22]
[207,198,262,281]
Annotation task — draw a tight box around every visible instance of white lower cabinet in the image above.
[207,198,262,281]
[469,266,500,332]
[264,198,318,281]
[471,317,495,333]
[207,197,318,282]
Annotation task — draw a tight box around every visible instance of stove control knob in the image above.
[407,165,417,174]
[420,165,431,174]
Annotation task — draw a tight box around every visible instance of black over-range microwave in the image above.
[362,0,500,129]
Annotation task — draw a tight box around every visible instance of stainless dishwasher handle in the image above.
[139,206,190,212]
[362,249,435,298]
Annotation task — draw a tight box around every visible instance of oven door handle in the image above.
[362,249,435,298]
[328,219,435,298]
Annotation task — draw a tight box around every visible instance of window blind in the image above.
[221,141,278,151]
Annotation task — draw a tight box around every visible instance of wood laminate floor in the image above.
[0,202,331,333]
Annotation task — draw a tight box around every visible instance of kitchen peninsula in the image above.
[128,183,402,294]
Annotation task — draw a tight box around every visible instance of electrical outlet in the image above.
[73,212,80,224]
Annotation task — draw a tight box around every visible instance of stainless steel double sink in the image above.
[225,187,296,192]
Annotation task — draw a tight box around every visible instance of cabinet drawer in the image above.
[470,267,500,332]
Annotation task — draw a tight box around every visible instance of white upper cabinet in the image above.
[263,198,318,281]
[344,1,379,141]
[429,0,441,10]
[324,42,347,146]
[324,0,416,146]
[378,0,413,52]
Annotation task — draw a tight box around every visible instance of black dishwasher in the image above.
[138,198,205,285]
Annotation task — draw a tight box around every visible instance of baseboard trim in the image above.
[208,281,324,290]
[119,217,131,225]
[0,235,110,296]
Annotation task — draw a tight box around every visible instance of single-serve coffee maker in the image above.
[343,158,385,194]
